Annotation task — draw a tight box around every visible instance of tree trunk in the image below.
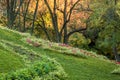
[112,45,120,62]
[18,6,21,31]
[44,0,61,43]
[64,34,69,44]
[6,0,23,29]
[6,0,13,28]
[112,26,120,62]
[114,0,117,5]
[63,0,68,44]
[52,0,61,42]
[23,0,31,32]
[31,0,39,35]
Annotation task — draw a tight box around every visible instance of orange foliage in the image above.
[27,0,91,28]
[0,0,91,31]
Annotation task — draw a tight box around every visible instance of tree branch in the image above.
[44,0,53,19]
[67,27,87,38]
[56,8,64,13]
[67,0,80,21]
[60,0,80,35]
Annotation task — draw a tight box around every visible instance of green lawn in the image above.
[44,51,119,80]
[0,47,24,73]
[0,27,120,80]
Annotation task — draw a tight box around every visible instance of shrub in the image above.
[69,32,90,49]
[0,59,67,80]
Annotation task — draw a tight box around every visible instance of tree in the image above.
[43,0,87,43]
[44,0,61,42]
[31,0,39,35]
[86,0,120,61]
[6,0,24,29]
[22,0,31,32]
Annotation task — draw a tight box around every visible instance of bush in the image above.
[0,59,67,80]
[69,32,90,49]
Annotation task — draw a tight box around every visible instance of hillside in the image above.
[0,27,120,80]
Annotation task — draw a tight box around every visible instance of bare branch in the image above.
[60,0,80,35]
[56,8,64,13]
[67,0,80,21]
[44,0,53,18]
[37,16,51,41]
[67,27,87,38]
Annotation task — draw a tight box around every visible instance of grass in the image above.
[112,67,120,75]
[0,27,67,79]
[0,27,120,80]
[37,50,120,80]
[0,45,24,73]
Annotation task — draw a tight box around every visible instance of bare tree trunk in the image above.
[6,0,24,29]
[6,0,14,29]
[39,13,51,41]
[31,0,39,35]
[44,0,60,43]
[6,0,11,28]
[63,0,68,44]
[18,6,21,31]
[23,0,31,32]
[112,45,120,62]
[54,0,61,42]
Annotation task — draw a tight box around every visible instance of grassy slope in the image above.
[0,49,24,73]
[45,51,119,80]
[0,27,120,80]
[0,29,25,73]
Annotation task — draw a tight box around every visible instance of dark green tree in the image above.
[86,0,120,61]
